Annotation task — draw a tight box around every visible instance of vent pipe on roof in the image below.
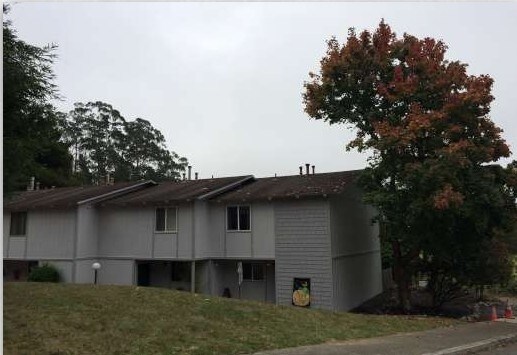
[188,166,192,180]
[36,182,40,190]
[299,166,303,176]
[305,163,310,176]
[195,172,199,180]
[312,165,315,175]
[182,172,186,180]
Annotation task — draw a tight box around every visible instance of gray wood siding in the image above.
[97,259,134,285]
[194,201,211,258]
[329,186,382,311]
[76,205,98,258]
[329,186,380,258]
[274,199,333,310]
[226,232,252,257]
[98,204,193,259]
[98,207,154,258]
[177,205,193,258]
[7,237,26,258]
[332,252,382,311]
[153,234,176,258]
[251,203,275,258]
[74,259,97,284]
[208,204,226,258]
[26,210,76,259]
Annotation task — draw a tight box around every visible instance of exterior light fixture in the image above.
[92,262,101,285]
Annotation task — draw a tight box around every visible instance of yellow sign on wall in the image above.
[292,278,310,307]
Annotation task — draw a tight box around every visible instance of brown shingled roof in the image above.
[215,170,361,202]
[3,181,153,211]
[102,175,254,206]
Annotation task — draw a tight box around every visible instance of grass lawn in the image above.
[4,283,457,355]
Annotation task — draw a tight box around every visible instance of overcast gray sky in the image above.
[7,2,517,179]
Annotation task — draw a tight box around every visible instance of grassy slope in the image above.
[4,283,456,355]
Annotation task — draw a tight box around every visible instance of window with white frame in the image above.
[155,207,177,232]
[243,263,265,281]
[227,205,250,231]
[10,212,27,236]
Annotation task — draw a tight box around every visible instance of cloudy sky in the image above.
[7,2,517,178]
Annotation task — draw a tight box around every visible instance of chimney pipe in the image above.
[36,182,40,190]
[305,163,310,175]
[188,166,192,180]
[312,165,315,175]
[299,166,303,176]
[195,172,199,180]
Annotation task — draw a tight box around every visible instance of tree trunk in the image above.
[392,240,413,313]
[393,261,412,312]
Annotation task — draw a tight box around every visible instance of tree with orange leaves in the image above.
[304,20,516,311]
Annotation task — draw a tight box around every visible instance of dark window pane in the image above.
[252,264,264,281]
[20,212,27,234]
[156,208,165,231]
[10,212,27,235]
[227,206,238,230]
[239,206,250,230]
[166,208,177,231]
[243,263,252,280]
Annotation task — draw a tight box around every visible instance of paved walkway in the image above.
[253,320,517,355]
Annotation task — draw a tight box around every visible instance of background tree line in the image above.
[61,101,188,185]
[3,6,187,196]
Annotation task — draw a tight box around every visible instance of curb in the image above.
[422,332,517,355]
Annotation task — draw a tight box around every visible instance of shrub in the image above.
[28,263,60,283]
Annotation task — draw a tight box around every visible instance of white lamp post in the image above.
[92,262,101,285]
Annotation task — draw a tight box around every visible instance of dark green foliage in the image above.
[3,6,75,195]
[3,6,187,194]
[61,102,188,183]
[28,264,60,283]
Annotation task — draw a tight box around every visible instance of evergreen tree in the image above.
[3,5,73,195]
[62,102,188,183]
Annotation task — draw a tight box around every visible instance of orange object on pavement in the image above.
[490,305,498,321]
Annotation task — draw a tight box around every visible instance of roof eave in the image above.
[77,180,157,206]
[197,175,255,200]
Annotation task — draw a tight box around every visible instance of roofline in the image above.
[197,175,255,200]
[252,169,364,180]
[214,194,332,204]
[77,180,157,206]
